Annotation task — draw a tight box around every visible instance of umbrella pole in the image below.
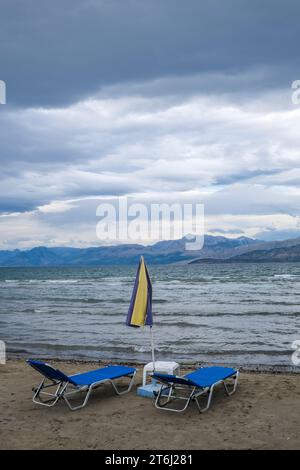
[150,326,156,371]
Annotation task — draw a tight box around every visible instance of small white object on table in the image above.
[142,361,180,386]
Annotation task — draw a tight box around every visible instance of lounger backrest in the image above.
[27,359,76,385]
[152,372,197,387]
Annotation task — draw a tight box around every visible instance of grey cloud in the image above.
[1,0,300,107]
[205,184,300,217]
[1,86,300,214]
[209,228,245,235]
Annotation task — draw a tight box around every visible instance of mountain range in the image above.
[0,235,300,266]
[190,237,300,264]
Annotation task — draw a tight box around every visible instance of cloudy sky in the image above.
[0,0,300,248]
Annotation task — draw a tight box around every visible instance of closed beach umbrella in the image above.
[126,256,155,366]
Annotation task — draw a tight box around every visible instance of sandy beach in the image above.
[0,359,299,450]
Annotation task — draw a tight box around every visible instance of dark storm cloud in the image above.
[1,0,300,107]
[1,0,300,247]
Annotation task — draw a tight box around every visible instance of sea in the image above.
[0,263,299,371]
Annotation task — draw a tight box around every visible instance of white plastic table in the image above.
[142,361,180,386]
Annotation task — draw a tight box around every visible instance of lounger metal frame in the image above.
[32,369,136,411]
[153,370,239,413]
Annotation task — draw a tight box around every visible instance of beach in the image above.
[0,359,299,450]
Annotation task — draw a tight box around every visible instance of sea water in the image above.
[0,263,299,370]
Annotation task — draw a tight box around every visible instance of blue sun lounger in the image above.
[152,366,239,413]
[27,359,136,411]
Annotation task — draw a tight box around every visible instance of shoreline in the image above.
[6,355,300,375]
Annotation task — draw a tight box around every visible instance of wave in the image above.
[7,341,293,358]
[35,297,106,304]
[4,308,300,318]
[2,279,80,284]
[14,308,126,317]
[274,274,300,279]
[81,298,109,304]
[151,311,300,318]
[154,321,245,332]
[20,297,126,304]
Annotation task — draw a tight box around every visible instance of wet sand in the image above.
[0,359,299,450]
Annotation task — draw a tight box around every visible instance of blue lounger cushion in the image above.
[27,359,135,386]
[185,366,236,388]
[28,359,73,383]
[70,365,136,386]
[152,373,194,386]
[153,366,237,389]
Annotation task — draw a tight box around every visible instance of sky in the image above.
[0,0,300,249]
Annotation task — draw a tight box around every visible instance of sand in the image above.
[0,359,299,450]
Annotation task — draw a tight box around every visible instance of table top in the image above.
[144,361,180,369]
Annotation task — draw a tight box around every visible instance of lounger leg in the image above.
[223,371,239,396]
[63,385,94,411]
[194,373,239,413]
[110,371,136,395]
[194,385,215,413]
[63,373,136,411]
[154,384,174,407]
[32,378,66,407]
[154,385,194,413]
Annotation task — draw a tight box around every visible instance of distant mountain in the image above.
[190,238,300,264]
[226,244,300,262]
[1,235,300,266]
[254,229,300,242]
[0,235,259,266]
